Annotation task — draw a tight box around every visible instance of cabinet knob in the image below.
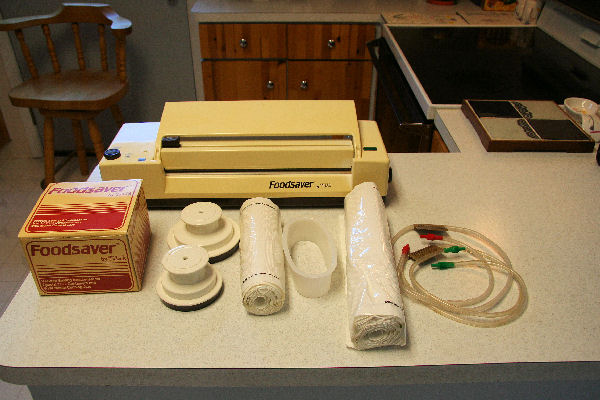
[240,38,248,48]
[266,80,275,89]
[327,39,336,49]
[300,80,309,90]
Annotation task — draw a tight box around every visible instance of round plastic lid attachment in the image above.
[282,218,337,298]
[156,245,223,311]
[168,202,240,263]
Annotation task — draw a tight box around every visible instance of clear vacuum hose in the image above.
[392,224,528,328]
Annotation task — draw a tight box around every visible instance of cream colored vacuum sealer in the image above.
[99,100,390,206]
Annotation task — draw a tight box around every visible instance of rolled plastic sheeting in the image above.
[344,182,406,350]
[240,198,285,315]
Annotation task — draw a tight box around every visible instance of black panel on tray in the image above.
[528,119,590,141]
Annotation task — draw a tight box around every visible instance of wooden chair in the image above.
[0,3,132,186]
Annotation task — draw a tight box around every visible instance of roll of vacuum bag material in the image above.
[240,198,285,315]
[344,182,406,350]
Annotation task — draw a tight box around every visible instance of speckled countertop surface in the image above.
[189,0,522,24]
[1,117,599,386]
[190,0,435,23]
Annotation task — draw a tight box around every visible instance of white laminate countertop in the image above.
[0,116,599,387]
[189,0,521,24]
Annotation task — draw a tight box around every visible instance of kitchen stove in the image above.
[383,0,600,119]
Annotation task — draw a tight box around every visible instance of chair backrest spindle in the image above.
[0,4,131,81]
[41,24,61,74]
[15,29,39,79]
[71,22,86,70]
[116,36,127,83]
[98,23,108,72]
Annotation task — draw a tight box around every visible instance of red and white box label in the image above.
[19,180,151,295]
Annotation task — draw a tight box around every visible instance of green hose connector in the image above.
[443,246,466,253]
[431,261,455,270]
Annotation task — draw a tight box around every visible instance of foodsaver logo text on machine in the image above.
[269,180,314,189]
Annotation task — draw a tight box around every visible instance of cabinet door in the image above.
[287,61,372,119]
[430,130,449,152]
[199,24,287,59]
[287,24,375,60]
[202,61,286,100]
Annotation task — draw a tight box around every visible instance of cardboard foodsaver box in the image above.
[481,0,517,11]
[18,180,151,295]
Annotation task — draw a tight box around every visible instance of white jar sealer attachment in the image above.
[156,245,223,311]
[168,202,240,263]
[282,218,337,298]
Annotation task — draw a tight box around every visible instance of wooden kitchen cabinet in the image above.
[202,60,286,100]
[287,24,374,60]
[198,23,287,59]
[288,61,372,119]
[198,23,375,119]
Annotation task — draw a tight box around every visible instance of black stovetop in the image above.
[389,26,600,105]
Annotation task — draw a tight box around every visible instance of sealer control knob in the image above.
[103,148,121,160]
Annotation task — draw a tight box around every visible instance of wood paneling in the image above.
[287,24,375,60]
[199,24,287,59]
[202,60,286,100]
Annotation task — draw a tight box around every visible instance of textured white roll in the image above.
[240,198,285,315]
[344,182,406,350]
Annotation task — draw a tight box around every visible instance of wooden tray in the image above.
[462,99,595,152]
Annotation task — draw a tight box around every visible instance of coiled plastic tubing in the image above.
[392,224,528,328]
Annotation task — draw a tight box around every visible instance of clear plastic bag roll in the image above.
[239,197,285,315]
[344,182,406,349]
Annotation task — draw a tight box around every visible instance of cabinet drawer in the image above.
[287,60,372,119]
[199,24,287,59]
[202,60,286,100]
[287,24,376,60]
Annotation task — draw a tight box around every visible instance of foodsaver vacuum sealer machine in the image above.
[99,100,390,206]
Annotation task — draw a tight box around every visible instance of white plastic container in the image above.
[282,218,337,298]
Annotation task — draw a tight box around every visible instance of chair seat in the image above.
[9,70,128,111]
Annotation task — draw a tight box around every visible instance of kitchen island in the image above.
[0,110,599,398]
